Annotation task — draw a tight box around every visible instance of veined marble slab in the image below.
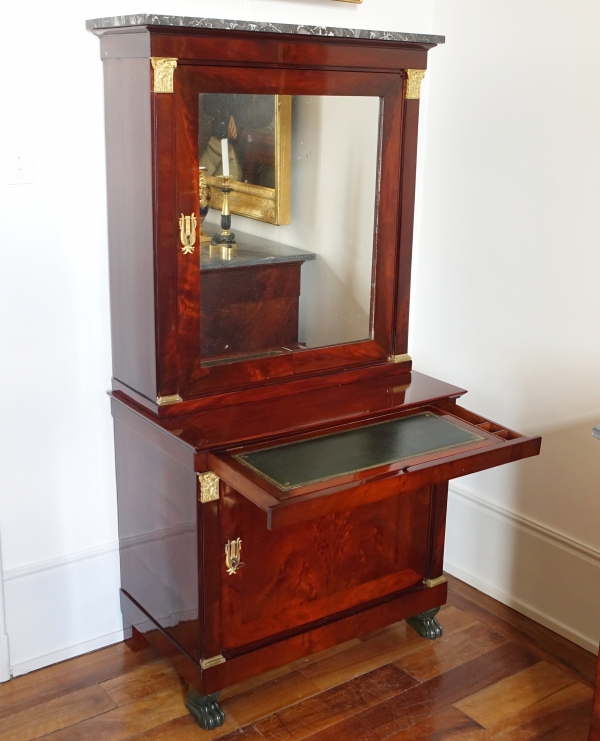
[86,14,444,45]
[200,232,315,271]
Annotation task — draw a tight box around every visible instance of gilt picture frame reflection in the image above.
[199,93,291,226]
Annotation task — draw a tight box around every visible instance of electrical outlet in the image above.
[4,152,35,184]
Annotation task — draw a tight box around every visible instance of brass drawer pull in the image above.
[225,538,244,575]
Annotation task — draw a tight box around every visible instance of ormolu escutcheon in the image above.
[179,213,197,254]
[225,538,244,575]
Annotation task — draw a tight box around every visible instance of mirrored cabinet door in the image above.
[171,66,405,396]
[197,93,380,366]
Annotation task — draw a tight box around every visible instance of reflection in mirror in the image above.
[199,94,380,366]
[200,93,277,187]
[199,93,291,225]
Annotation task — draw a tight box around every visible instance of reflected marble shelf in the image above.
[200,232,316,271]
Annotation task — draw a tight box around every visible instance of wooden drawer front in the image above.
[200,262,302,359]
[208,405,541,530]
[219,483,430,651]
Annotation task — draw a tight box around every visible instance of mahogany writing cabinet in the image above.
[88,15,541,730]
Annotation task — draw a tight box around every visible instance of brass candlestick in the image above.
[198,166,211,243]
[210,175,237,254]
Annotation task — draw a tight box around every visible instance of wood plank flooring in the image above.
[0,574,595,741]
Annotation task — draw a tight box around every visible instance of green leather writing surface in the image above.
[234,412,484,491]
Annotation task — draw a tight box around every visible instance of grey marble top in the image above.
[594,426,600,440]
[86,15,444,45]
[200,232,315,271]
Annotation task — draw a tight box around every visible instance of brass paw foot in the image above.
[185,687,225,730]
[406,607,443,639]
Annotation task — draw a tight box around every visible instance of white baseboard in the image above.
[3,541,124,677]
[0,633,11,684]
[11,628,125,678]
[446,484,600,655]
[3,525,196,677]
[444,562,597,653]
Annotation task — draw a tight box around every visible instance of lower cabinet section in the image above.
[112,386,540,714]
[120,578,448,696]
[219,484,431,650]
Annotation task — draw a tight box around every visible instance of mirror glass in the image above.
[198,94,380,366]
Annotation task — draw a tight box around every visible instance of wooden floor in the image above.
[0,575,596,741]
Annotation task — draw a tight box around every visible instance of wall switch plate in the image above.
[4,152,35,184]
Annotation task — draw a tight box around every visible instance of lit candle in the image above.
[221,138,229,177]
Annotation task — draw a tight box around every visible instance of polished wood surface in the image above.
[111,366,540,702]
[113,418,199,661]
[200,262,304,360]
[219,486,429,650]
[173,64,403,399]
[3,577,593,740]
[103,56,157,402]
[208,401,540,529]
[99,25,423,408]
[96,23,543,731]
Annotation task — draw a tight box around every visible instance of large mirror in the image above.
[199,94,381,367]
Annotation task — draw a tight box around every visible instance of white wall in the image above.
[412,0,600,651]
[0,1,434,676]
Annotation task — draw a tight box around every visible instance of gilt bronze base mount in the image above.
[406,607,443,640]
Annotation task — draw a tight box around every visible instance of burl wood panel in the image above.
[200,262,303,359]
[219,484,431,650]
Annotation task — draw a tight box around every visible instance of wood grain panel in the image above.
[220,487,428,650]
[382,707,483,741]
[200,262,303,360]
[299,606,477,691]
[221,671,322,727]
[483,681,592,740]
[0,642,157,721]
[149,30,431,71]
[38,686,189,741]
[294,643,538,741]
[100,660,186,706]
[394,622,507,682]
[0,686,115,741]
[327,495,403,593]
[145,713,240,740]
[455,661,577,728]
[254,664,415,741]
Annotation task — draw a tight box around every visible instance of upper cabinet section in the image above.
[89,17,443,414]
